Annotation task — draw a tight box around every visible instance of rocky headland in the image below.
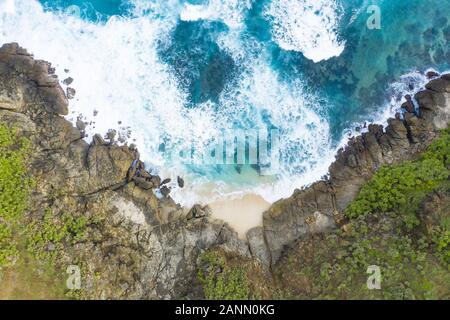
[0,43,449,299]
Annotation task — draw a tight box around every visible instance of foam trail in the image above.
[0,1,193,162]
[179,0,251,28]
[265,0,346,62]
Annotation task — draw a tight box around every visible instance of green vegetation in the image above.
[0,125,33,267]
[346,127,450,219]
[0,223,18,267]
[275,211,450,300]
[195,128,450,300]
[0,125,90,299]
[198,251,252,300]
[273,127,450,300]
[26,208,89,262]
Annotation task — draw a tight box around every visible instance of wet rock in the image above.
[63,77,74,85]
[258,77,450,266]
[426,71,440,79]
[177,176,184,188]
[76,118,86,131]
[106,129,117,143]
[425,77,450,93]
[66,87,76,99]
[160,186,171,197]
[160,178,171,186]
[2,42,449,298]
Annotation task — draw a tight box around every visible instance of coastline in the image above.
[1,42,449,298]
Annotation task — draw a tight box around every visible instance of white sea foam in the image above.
[0,0,340,210]
[265,0,346,62]
[179,0,251,29]
[0,0,15,14]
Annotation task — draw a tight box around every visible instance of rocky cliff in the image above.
[0,43,249,299]
[1,42,449,298]
[250,73,450,266]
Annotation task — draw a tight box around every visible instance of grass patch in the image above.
[0,125,33,267]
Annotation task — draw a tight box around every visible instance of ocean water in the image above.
[0,0,449,206]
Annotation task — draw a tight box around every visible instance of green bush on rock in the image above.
[0,125,33,267]
[26,208,89,261]
[346,128,450,219]
[198,251,252,300]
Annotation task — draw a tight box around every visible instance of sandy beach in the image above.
[209,194,271,239]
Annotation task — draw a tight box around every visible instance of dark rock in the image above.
[247,227,271,266]
[76,118,86,131]
[63,77,74,85]
[0,43,250,300]
[106,129,117,143]
[1,42,449,298]
[138,169,152,180]
[66,87,76,99]
[177,176,185,188]
[258,78,450,266]
[150,175,161,187]
[160,186,171,197]
[160,178,171,186]
[426,71,440,79]
[92,134,105,145]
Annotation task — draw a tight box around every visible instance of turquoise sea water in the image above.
[1,0,449,204]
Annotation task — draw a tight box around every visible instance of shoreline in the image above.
[1,42,449,298]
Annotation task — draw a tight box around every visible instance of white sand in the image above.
[209,194,271,239]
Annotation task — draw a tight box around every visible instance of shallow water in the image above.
[0,0,449,207]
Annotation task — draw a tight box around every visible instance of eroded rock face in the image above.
[258,74,450,266]
[0,43,248,299]
[1,42,449,297]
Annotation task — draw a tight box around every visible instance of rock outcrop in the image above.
[254,74,450,266]
[0,43,249,299]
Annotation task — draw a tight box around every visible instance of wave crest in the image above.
[265,0,346,62]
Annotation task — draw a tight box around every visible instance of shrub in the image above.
[0,125,32,267]
[0,223,18,266]
[198,251,251,300]
[345,128,450,219]
[26,208,89,261]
